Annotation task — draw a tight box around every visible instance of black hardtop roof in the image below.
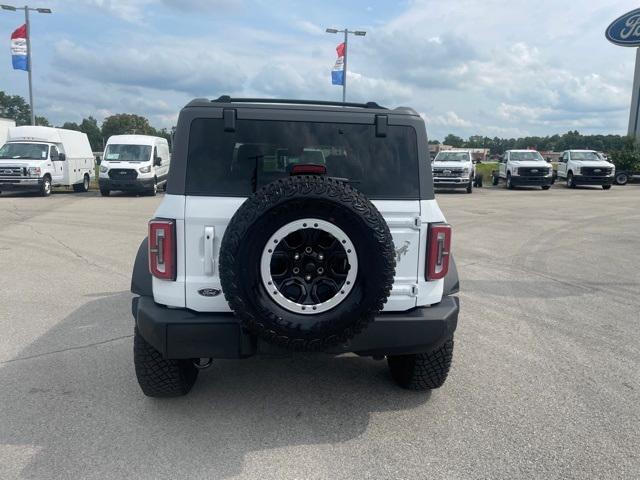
[184,95,419,116]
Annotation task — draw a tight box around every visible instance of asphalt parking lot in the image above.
[1,184,639,479]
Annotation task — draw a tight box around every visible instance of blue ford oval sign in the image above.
[606,8,640,46]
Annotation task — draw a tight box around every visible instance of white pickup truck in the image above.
[431,150,478,193]
[557,150,615,190]
[492,149,552,190]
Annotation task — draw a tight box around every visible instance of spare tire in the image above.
[219,175,395,351]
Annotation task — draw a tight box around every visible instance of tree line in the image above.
[0,90,172,151]
[432,131,629,154]
[2,89,638,167]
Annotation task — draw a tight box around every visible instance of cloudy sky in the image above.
[0,0,638,140]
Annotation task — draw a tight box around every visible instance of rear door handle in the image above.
[204,226,215,275]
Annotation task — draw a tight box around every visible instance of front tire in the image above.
[133,327,198,397]
[567,172,576,188]
[39,175,52,197]
[506,173,514,189]
[466,180,473,194]
[145,178,158,196]
[388,337,454,390]
[602,184,612,190]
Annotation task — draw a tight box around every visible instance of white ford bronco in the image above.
[130,97,460,397]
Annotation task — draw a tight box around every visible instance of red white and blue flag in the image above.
[11,24,28,71]
[331,42,345,85]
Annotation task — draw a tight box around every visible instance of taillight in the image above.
[149,219,176,280]
[426,223,452,280]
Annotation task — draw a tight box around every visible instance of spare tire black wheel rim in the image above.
[260,218,358,315]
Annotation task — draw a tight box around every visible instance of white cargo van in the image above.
[98,135,170,196]
[0,118,15,147]
[0,126,94,196]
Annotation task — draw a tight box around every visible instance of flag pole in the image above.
[25,6,34,125]
[342,29,348,103]
[326,28,365,103]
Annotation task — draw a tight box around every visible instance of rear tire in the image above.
[615,172,628,185]
[134,327,198,397]
[388,337,454,390]
[602,184,612,190]
[492,174,499,186]
[466,180,473,193]
[73,174,90,193]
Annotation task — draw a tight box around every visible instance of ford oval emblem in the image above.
[606,8,640,46]
[198,288,221,297]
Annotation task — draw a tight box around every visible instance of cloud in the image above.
[3,0,634,138]
[362,30,480,90]
[294,20,324,36]
[64,0,241,21]
[422,111,472,128]
[52,38,247,97]
[160,0,242,11]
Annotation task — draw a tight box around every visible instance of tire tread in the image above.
[133,327,198,397]
[219,175,396,351]
[388,337,454,390]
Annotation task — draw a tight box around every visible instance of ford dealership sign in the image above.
[606,8,640,46]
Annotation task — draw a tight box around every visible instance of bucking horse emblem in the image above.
[395,241,410,263]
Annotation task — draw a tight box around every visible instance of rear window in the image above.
[185,118,420,199]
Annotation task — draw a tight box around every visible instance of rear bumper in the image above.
[99,177,154,191]
[0,177,42,191]
[574,175,613,186]
[511,176,552,187]
[133,295,460,359]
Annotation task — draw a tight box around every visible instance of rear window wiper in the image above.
[329,176,361,184]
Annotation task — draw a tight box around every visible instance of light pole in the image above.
[1,4,52,125]
[326,28,366,103]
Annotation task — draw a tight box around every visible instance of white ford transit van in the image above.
[98,135,170,196]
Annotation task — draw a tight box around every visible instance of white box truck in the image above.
[0,126,94,196]
[98,135,170,196]
[0,118,15,147]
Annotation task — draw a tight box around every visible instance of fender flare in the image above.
[131,237,152,297]
[443,255,459,296]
